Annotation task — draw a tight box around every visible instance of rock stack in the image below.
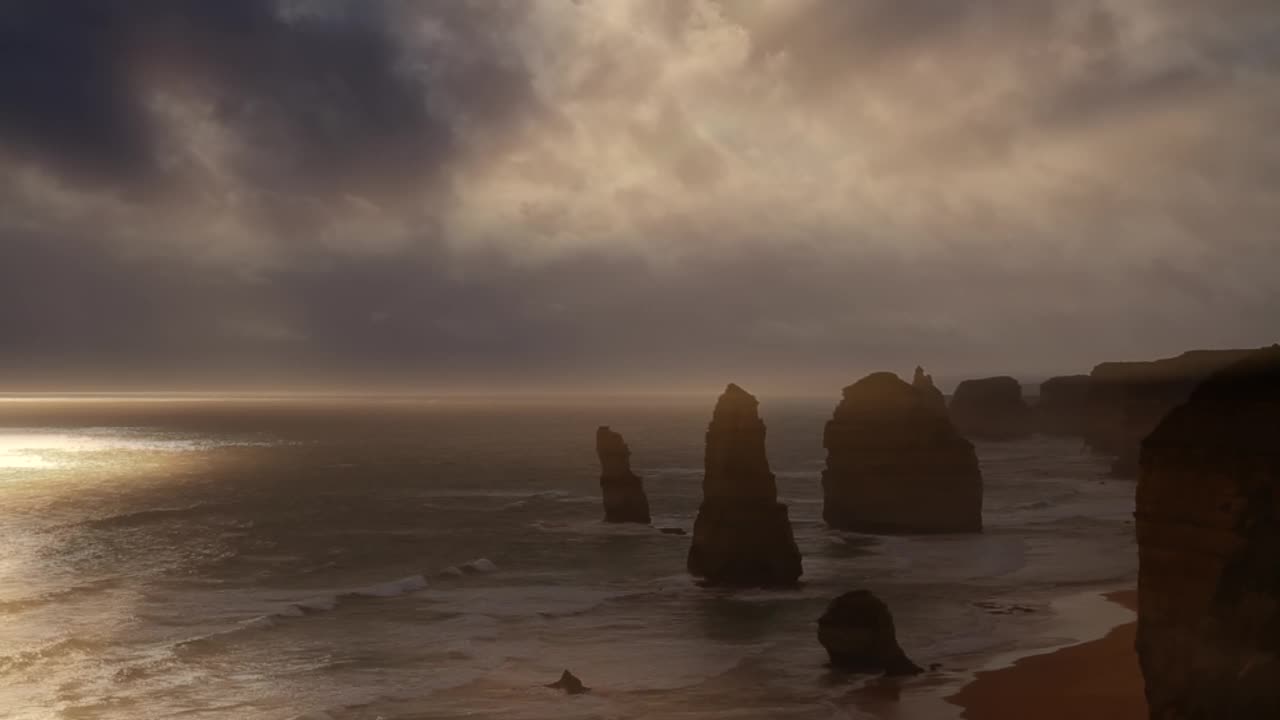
[1136,346,1280,718]
[596,426,651,524]
[822,372,983,534]
[949,376,1032,441]
[687,384,803,587]
[1034,374,1093,436]
[818,590,922,675]
[912,365,947,411]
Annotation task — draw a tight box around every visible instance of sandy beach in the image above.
[947,590,1146,719]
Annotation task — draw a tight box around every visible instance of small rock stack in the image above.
[596,426,651,524]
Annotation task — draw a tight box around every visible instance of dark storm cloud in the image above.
[0,0,535,191]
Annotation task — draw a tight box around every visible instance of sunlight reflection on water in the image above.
[0,430,235,471]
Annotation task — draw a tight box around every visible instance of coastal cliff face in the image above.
[1035,374,1093,436]
[596,426,651,524]
[688,384,803,587]
[822,372,983,534]
[1089,349,1256,477]
[949,376,1032,441]
[1136,346,1280,719]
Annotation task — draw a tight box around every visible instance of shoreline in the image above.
[945,589,1146,719]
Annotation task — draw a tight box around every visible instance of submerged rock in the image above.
[546,669,590,695]
[822,372,982,534]
[687,384,803,587]
[818,590,922,675]
[596,426,651,523]
[1136,346,1280,719]
[949,376,1032,441]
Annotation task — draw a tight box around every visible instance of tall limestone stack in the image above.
[1136,346,1280,719]
[823,372,983,534]
[949,376,1033,441]
[687,384,803,587]
[596,426,651,524]
[912,365,947,412]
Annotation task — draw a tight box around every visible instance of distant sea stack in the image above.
[949,376,1032,441]
[1088,348,1256,477]
[822,372,982,534]
[1034,374,1093,436]
[818,590,922,675]
[1136,346,1280,719]
[912,365,947,411]
[687,384,803,587]
[596,426,651,524]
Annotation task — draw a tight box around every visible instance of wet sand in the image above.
[948,590,1146,720]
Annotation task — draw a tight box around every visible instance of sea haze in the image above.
[0,395,1137,719]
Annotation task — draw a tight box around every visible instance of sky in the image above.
[1,0,1277,393]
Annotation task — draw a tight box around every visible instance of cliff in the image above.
[949,376,1033,441]
[822,372,983,533]
[596,426,651,524]
[1136,345,1280,718]
[687,384,803,587]
[1089,348,1256,476]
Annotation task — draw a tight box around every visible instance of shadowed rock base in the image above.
[687,500,802,587]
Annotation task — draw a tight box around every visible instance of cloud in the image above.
[0,0,1277,388]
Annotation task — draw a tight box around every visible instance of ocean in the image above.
[0,395,1138,719]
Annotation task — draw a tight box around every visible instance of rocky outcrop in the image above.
[596,426,651,524]
[687,384,803,587]
[546,669,590,695]
[1035,374,1094,436]
[949,376,1033,441]
[912,365,947,411]
[822,372,983,534]
[818,590,922,675]
[1089,349,1257,477]
[1136,346,1280,719]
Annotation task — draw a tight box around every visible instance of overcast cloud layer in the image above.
[1,0,1277,392]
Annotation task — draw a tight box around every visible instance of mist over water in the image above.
[0,397,1136,719]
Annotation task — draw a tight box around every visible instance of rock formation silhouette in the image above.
[1088,349,1256,476]
[818,590,922,675]
[687,383,803,587]
[546,669,590,695]
[822,372,982,533]
[1035,374,1093,436]
[596,426,651,524]
[912,365,947,411]
[949,376,1033,441]
[1136,345,1280,719]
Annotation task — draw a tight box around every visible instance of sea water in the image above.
[0,396,1137,719]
